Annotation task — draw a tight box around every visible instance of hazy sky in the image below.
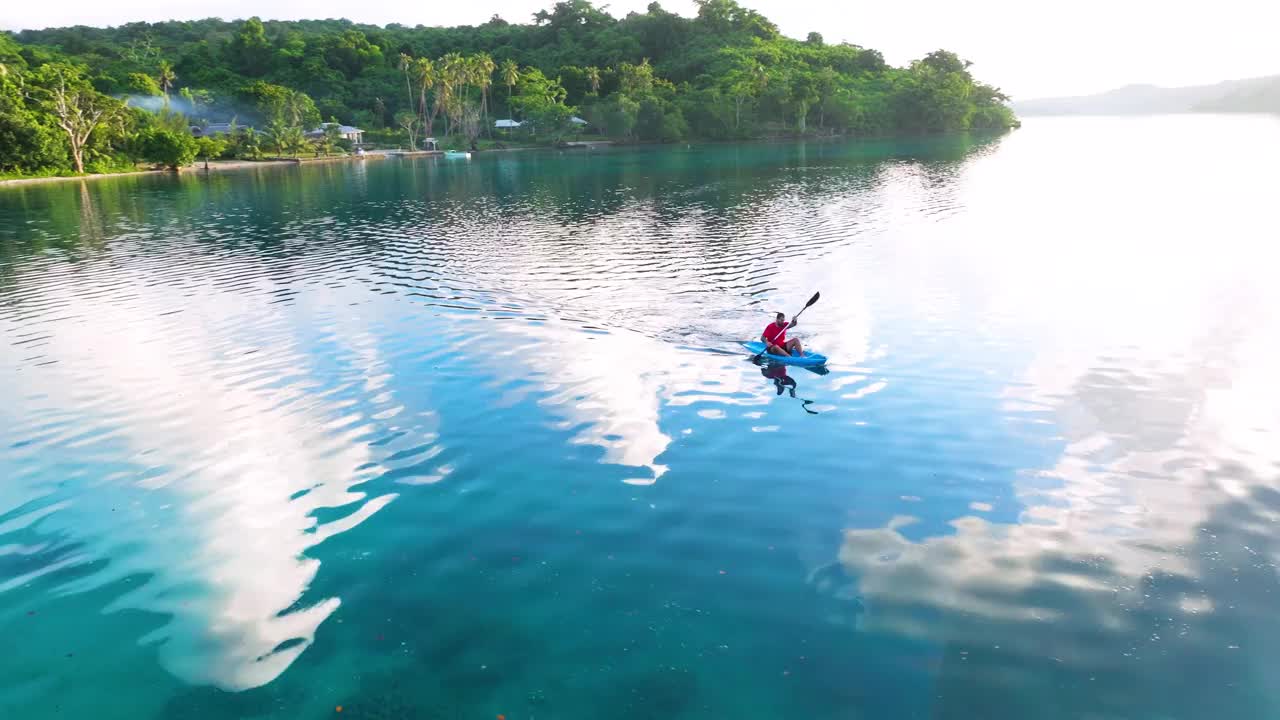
[5,0,1278,99]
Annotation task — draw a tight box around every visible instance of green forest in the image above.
[0,0,1018,178]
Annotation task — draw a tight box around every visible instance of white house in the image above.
[306,123,364,144]
[494,119,523,129]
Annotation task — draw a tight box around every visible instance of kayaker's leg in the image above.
[767,342,791,356]
[786,338,804,356]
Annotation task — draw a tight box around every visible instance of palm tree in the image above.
[437,52,468,136]
[398,53,414,120]
[500,59,519,118]
[472,53,496,136]
[429,73,452,140]
[237,127,261,159]
[412,57,435,135]
[157,60,176,101]
[586,66,601,95]
[284,126,308,156]
[266,120,289,156]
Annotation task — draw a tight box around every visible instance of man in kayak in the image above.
[762,312,804,357]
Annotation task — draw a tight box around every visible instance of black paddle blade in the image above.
[804,291,821,308]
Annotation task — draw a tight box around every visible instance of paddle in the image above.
[754,291,821,361]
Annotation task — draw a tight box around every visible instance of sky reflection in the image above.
[0,254,397,691]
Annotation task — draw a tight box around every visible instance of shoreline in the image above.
[0,130,1013,188]
[0,168,171,187]
[0,153,386,188]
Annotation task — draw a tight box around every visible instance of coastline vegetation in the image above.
[0,0,1017,179]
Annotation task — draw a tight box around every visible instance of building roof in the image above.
[307,122,363,136]
[569,116,588,125]
[494,119,522,128]
[191,122,250,135]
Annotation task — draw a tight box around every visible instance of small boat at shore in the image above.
[444,150,471,159]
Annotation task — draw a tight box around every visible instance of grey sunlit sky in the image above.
[6,0,1278,99]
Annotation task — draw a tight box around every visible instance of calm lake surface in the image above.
[2,115,1279,720]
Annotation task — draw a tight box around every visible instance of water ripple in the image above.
[2,123,1279,718]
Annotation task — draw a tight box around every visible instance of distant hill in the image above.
[1014,76,1280,116]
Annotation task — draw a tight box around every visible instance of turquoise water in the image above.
[2,115,1279,720]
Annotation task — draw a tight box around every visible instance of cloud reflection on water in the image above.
[0,257,398,691]
[831,117,1280,717]
[836,337,1280,715]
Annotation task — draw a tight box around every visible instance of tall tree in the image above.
[784,69,819,132]
[31,63,122,173]
[0,70,67,173]
[156,60,176,100]
[815,65,837,129]
[461,103,482,150]
[619,58,655,94]
[727,74,750,130]
[319,30,383,81]
[586,66,601,95]
[412,57,436,135]
[500,59,519,118]
[126,72,162,96]
[472,53,496,135]
[227,17,273,77]
[394,110,418,151]
[243,82,320,129]
[437,52,468,136]
[724,61,768,131]
[752,63,769,96]
[399,53,415,124]
[724,62,766,130]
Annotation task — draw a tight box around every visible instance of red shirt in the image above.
[762,322,788,346]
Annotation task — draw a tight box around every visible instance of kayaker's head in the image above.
[774,312,786,327]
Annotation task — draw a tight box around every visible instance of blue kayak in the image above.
[741,341,828,367]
